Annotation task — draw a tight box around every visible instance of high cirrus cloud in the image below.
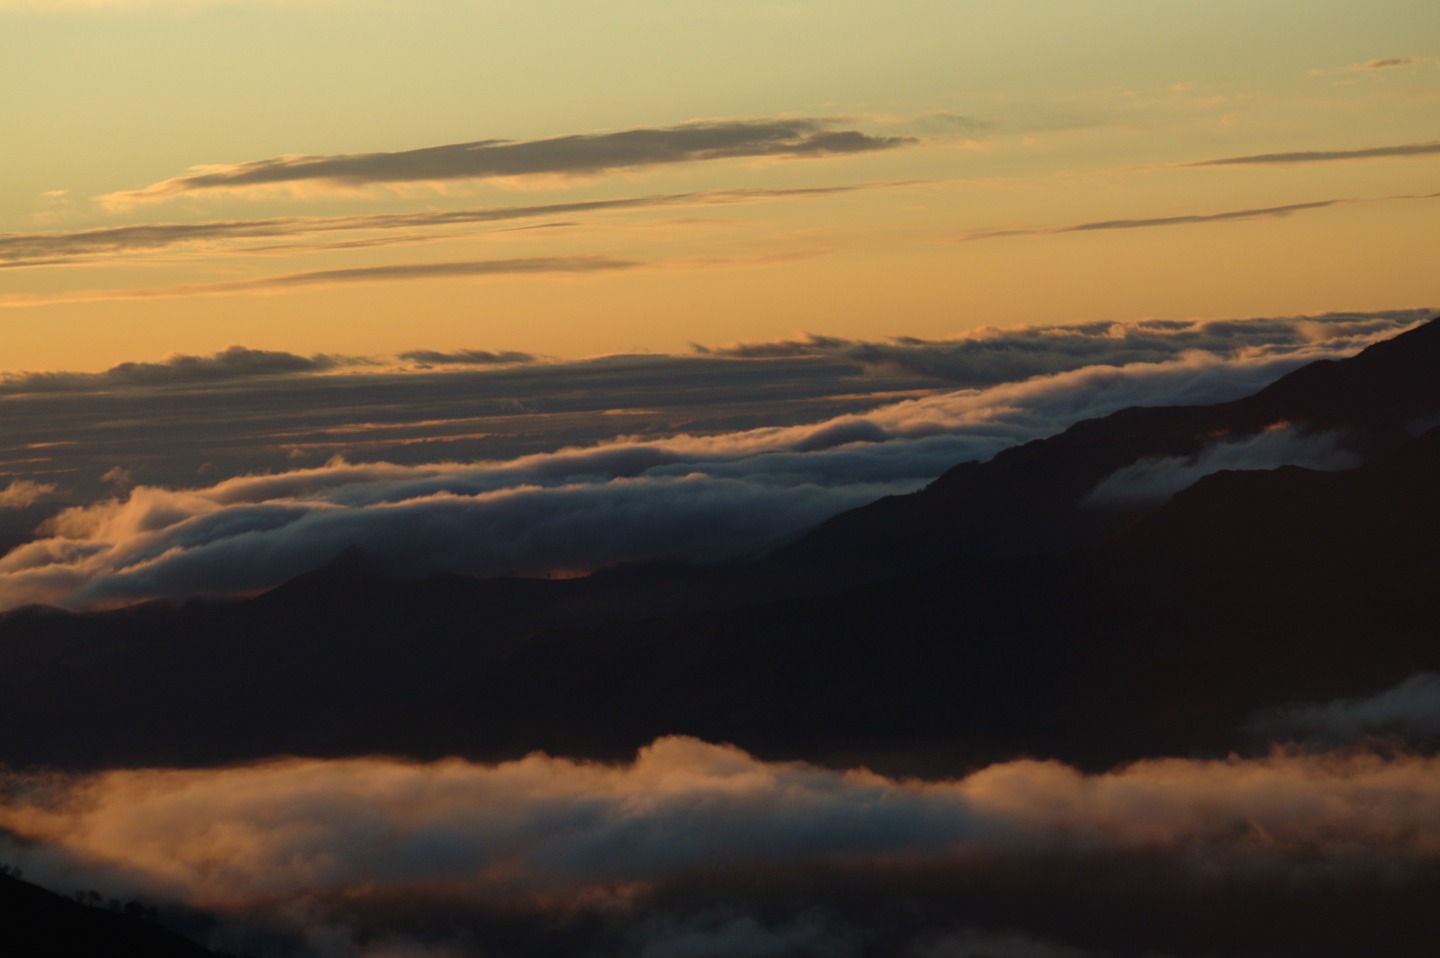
[961,192,1440,241]
[0,255,638,309]
[1,186,867,269]
[3,739,1440,958]
[962,199,1347,240]
[1186,140,1440,167]
[0,316,1414,611]
[99,120,915,206]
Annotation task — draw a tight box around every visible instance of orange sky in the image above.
[2,1,1437,372]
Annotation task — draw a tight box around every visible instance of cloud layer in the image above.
[4,739,1440,957]
[696,309,1428,384]
[0,309,1416,607]
[0,310,1425,611]
[100,120,913,206]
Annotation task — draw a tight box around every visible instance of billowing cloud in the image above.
[1186,140,1440,167]
[99,120,914,206]
[1083,422,1361,505]
[1253,673,1440,745]
[1,186,869,270]
[0,480,56,509]
[3,739,1440,958]
[0,314,1415,611]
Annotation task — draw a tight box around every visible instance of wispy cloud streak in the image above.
[964,200,1346,240]
[1,186,870,269]
[100,120,914,206]
[1187,140,1440,167]
[0,256,637,308]
[1344,55,1437,71]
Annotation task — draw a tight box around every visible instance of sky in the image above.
[2,0,1438,372]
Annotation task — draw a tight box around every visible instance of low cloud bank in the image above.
[1253,673,1440,745]
[695,309,1428,385]
[0,344,1372,610]
[1084,423,1360,505]
[0,310,1423,610]
[0,345,348,395]
[3,739,1439,957]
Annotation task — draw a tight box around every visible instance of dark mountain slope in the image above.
[0,870,221,958]
[370,422,1440,772]
[779,316,1440,571]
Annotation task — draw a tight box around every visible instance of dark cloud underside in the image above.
[104,120,915,204]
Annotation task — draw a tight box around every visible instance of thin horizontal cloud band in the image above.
[101,119,915,206]
[1187,139,1440,167]
[0,256,638,308]
[962,191,1439,240]
[1,185,875,269]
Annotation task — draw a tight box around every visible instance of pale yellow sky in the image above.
[2,0,1437,371]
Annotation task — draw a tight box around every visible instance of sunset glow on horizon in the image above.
[4,1,1437,372]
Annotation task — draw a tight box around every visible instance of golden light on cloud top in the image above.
[5,737,1440,909]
